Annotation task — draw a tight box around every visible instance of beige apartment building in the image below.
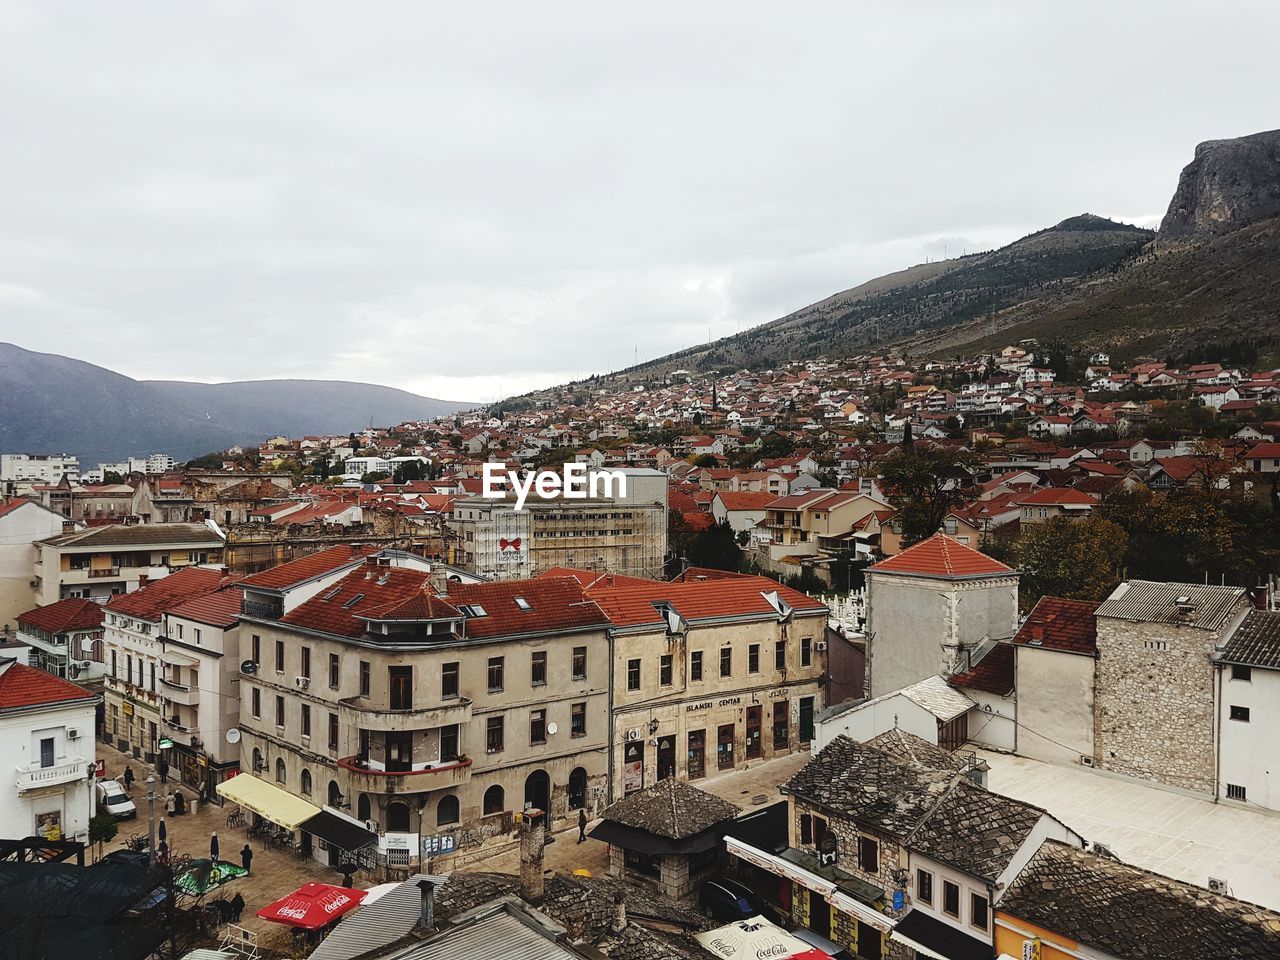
[756,490,890,561]
[236,562,613,856]
[587,573,828,799]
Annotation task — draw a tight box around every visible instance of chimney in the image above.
[138,574,149,588]
[61,521,77,534]
[1030,624,1045,643]
[416,878,437,932]
[611,892,627,934]
[519,808,546,905]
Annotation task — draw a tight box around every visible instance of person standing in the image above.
[578,808,588,843]
[240,843,253,875]
[158,758,169,785]
[165,791,176,815]
[174,791,186,816]
[123,765,135,792]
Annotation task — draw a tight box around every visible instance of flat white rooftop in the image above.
[977,749,1280,911]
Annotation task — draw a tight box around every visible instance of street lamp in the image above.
[145,775,157,868]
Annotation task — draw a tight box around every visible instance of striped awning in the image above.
[216,773,320,830]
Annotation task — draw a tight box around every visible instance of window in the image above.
[389,666,413,710]
[942,880,960,918]
[571,702,586,737]
[800,636,812,667]
[483,785,505,815]
[149,662,155,692]
[111,650,117,677]
[488,656,505,692]
[328,712,339,752]
[39,737,55,768]
[251,635,260,664]
[970,892,989,931]
[775,640,786,671]
[799,696,814,743]
[440,724,459,760]
[916,869,933,906]
[748,644,760,674]
[251,687,261,719]
[300,768,312,796]
[486,716,504,753]
[572,646,587,680]
[275,757,286,783]
[531,650,547,686]
[301,704,311,738]
[858,836,879,874]
[300,646,311,679]
[1227,783,1247,801]
[1230,705,1251,722]
[275,640,284,672]
[690,651,703,682]
[660,654,673,686]
[719,647,732,678]
[514,596,532,611]
[329,653,340,689]
[1143,638,1168,652]
[627,658,641,691]
[437,794,460,826]
[275,696,285,727]
[1232,664,1252,682]
[530,709,547,744]
[359,660,370,697]
[800,813,812,845]
[442,662,459,699]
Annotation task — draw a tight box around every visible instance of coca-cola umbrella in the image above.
[256,882,367,930]
[694,917,832,960]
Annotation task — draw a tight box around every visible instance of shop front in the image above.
[725,835,895,960]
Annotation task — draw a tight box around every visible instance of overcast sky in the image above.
[1,3,1276,403]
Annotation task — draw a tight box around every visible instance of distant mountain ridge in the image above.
[0,342,475,465]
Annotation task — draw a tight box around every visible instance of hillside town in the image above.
[3,343,1280,960]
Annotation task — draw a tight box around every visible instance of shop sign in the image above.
[685,695,742,712]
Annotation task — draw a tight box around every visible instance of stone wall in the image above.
[793,798,903,894]
[1093,618,1220,793]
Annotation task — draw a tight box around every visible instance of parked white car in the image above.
[96,779,137,819]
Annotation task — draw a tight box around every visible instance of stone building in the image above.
[591,777,740,903]
[864,534,1019,699]
[1093,580,1251,794]
[587,573,827,800]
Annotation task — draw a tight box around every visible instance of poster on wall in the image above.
[35,810,63,841]
[622,740,645,795]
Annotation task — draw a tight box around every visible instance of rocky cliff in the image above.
[1158,128,1280,241]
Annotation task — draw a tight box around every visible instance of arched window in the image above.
[437,794,460,826]
[387,801,410,833]
[568,767,588,811]
[251,747,262,773]
[483,785,505,816]
[300,768,312,796]
[328,780,342,807]
[357,793,371,822]
[275,758,286,783]
[524,769,550,812]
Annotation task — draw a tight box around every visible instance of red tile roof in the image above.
[447,577,611,639]
[17,598,104,634]
[588,576,825,629]
[871,534,1013,578]
[238,544,379,592]
[715,492,779,511]
[1245,443,1280,459]
[107,567,236,621]
[538,567,657,590]
[0,661,97,710]
[1017,487,1098,506]
[1012,597,1100,654]
[950,643,1014,695]
[280,567,436,638]
[167,588,244,628]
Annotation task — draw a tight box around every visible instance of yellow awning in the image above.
[216,773,320,830]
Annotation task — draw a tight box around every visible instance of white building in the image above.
[344,456,393,477]
[0,453,80,489]
[0,499,78,629]
[1216,610,1280,811]
[0,657,99,843]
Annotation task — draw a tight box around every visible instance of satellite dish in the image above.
[225,728,241,745]
[546,722,559,737]
[240,660,258,675]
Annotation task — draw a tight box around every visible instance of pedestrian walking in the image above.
[165,791,176,815]
[158,758,169,785]
[123,765,135,792]
[240,843,253,875]
[578,808,588,843]
[230,892,245,922]
[174,791,186,816]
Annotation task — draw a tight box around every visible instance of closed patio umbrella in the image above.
[210,831,220,863]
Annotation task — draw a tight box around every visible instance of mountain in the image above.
[607,214,1153,379]
[1159,129,1280,241]
[0,342,476,465]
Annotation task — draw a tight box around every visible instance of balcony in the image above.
[88,567,122,579]
[337,755,472,795]
[160,677,200,706]
[16,757,90,792]
[337,697,471,734]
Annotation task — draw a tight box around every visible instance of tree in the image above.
[879,446,977,546]
[691,454,719,468]
[361,471,391,483]
[686,522,743,572]
[393,459,424,483]
[88,810,118,861]
[1013,516,1128,611]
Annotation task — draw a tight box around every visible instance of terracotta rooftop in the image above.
[40,522,224,548]
[238,544,379,592]
[588,576,825,629]
[107,567,236,622]
[949,642,1015,694]
[1017,487,1098,506]
[17,597,104,634]
[1013,597,1100,654]
[870,534,1013,579]
[280,567,436,638]
[0,660,98,710]
[714,491,780,511]
[447,577,611,640]
[166,588,245,628]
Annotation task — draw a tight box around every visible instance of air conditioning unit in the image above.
[366,819,380,834]
[294,676,311,689]
[1208,877,1229,895]
[814,640,828,652]
[624,729,640,741]
[67,728,80,740]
